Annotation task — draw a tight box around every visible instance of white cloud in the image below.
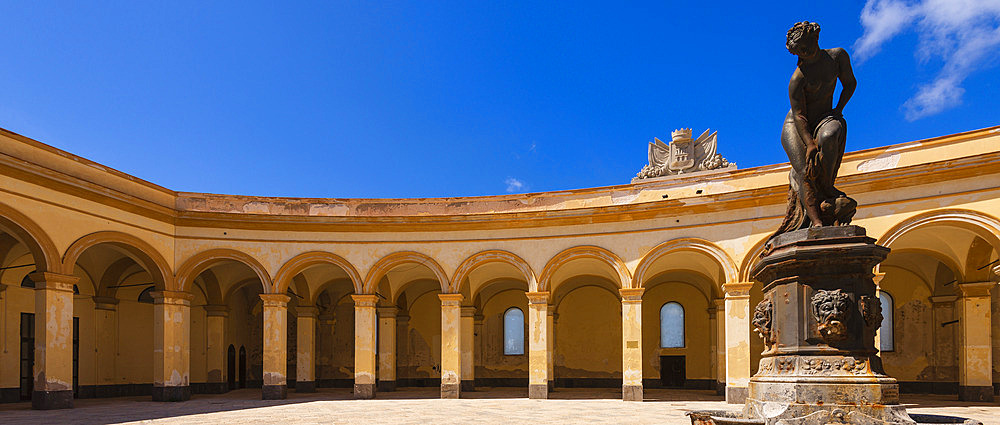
[854,0,1000,120]
[505,177,525,193]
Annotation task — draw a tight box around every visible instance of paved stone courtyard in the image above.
[1,388,998,424]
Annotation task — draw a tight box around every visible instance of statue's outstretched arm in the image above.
[834,48,856,114]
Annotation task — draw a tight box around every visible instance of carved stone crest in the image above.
[752,299,774,347]
[811,289,852,342]
[859,295,882,328]
[633,128,735,182]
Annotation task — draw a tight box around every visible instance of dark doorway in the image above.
[73,317,79,397]
[238,346,247,388]
[20,313,34,400]
[659,355,686,388]
[227,345,236,390]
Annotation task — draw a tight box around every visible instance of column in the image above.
[203,305,228,393]
[260,293,289,400]
[957,281,996,401]
[547,308,556,391]
[152,290,193,402]
[29,272,78,409]
[93,297,119,391]
[439,293,463,399]
[713,298,726,395]
[377,306,398,391]
[396,313,410,384]
[526,291,550,399]
[296,305,317,393]
[460,306,476,392]
[723,281,752,404]
[352,294,378,399]
[620,288,644,401]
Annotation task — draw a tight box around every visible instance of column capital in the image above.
[28,271,79,292]
[297,305,319,318]
[713,298,725,309]
[152,290,194,306]
[378,306,399,318]
[203,304,229,317]
[93,296,120,311]
[619,288,645,302]
[460,306,476,317]
[352,294,379,307]
[723,282,753,298]
[259,293,290,307]
[526,291,550,304]
[929,295,959,305]
[873,272,886,287]
[438,293,464,306]
[957,281,995,298]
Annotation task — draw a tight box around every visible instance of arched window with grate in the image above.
[503,307,525,355]
[878,292,894,352]
[660,302,685,348]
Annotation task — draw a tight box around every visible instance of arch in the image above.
[223,277,267,306]
[62,231,173,290]
[273,251,363,295]
[452,250,537,293]
[633,238,738,293]
[176,248,272,294]
[875,209,1000,276]
[193,269,224,305]
[539,245,631,292]
[363,251,449,294]
[738,236,771,283]
[0,201,60,273]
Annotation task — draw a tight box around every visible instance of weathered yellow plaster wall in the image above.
[555,286,622,378]
[401,291,442,380]
[477,289,528,378]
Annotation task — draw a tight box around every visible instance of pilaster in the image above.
[526,291,550,399]
[713,298,726,395]
[260,293,289,400]
[203,305,229,393]
[296,305,318,393]
[152,290,194,402]
[29,272,78,410]
[460,306,476,392]
[620,288,644,401]
[377,306,398,392]
[352,294,378,399]
[439,293,463,399]
[957,281,996,401]
[723,281,752,404]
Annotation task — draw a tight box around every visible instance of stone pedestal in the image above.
[743,226,913,424]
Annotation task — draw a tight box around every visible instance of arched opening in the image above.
[313,280,355,389]
[227,345,236,390]
[61,234,170,400]
[877,213,1000,397]
[239,346,247,388]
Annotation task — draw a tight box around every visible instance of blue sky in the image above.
[1,1,998,198]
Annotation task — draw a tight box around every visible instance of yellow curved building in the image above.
[1,124,999,408]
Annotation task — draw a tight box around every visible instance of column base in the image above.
[354,383,375,399]
[295,381,316,393]
[152,385,191,402]
[262,384,287,400]
[622,384,643,401]
[528,383,548,399]
[441,382,460,399]
[726,386,747,404]
[460,380,474,392]
[377,380,396,392]
[32,390,73,410]
[715,381,725,396]
[959,385,994,402]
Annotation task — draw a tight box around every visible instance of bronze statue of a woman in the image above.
[771,21,858,241]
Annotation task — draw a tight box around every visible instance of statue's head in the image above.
[786,21,821,57]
